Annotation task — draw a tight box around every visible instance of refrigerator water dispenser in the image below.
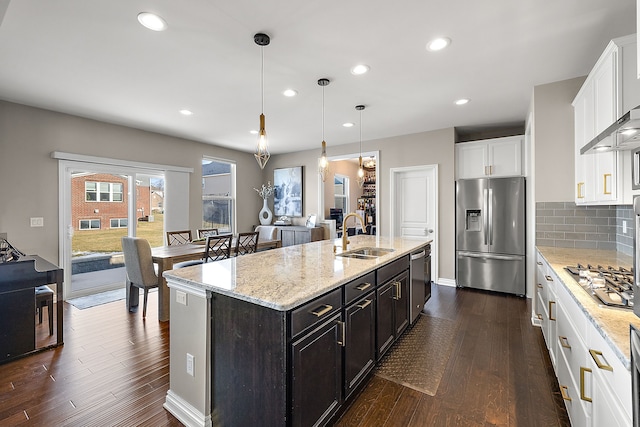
[466,210,482,232]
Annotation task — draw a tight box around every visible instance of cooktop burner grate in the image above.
[564,264,634,310]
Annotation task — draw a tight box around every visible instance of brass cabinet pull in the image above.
[484,165,489,175]
[393,281,402,300]
[559,336,571,349]
[548,301,556,321]
[589,349,613,371]
[310,304,333,317]
[560,385,572,402]
[337,321,346,347]
[577,182,585,199]
[580,367,592,402]
[603,174,612,195]
[545,275,553,282]
[357,299,372,309]
[355,282,372,291]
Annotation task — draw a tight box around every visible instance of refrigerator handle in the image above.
[483,188,488,245]
[488,187,493,245]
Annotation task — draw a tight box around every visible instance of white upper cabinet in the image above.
[456,135,523,179]
[573,34,640,205]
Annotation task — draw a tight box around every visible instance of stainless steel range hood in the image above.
[580,105,640,154]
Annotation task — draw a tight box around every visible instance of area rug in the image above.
[67,288,127,309]
[375,314,457,396]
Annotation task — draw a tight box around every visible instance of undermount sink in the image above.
[336,247,395,259]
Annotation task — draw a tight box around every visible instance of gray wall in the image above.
[0,100,263,263]
[267,127,456,281]
[533,76,585,202]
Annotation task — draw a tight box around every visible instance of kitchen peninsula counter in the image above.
[536,246,640,368]
[163,235,431,427]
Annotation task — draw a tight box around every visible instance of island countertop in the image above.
[163,235,431,311]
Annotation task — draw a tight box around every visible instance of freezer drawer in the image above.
[457,251,525,296]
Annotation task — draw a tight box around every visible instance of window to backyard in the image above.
[202,158,235,234]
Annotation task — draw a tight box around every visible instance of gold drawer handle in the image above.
[580,366,592,402]
[545,275,553,282]
[577,182,585,199]
[548,301,556,321]
[559,336,571,349]
[357,299,372,309]
[310,304,333,317]
[603,173,611,195]
[356,282,372,291]
[560,385,572,402]
[589,349,613,371]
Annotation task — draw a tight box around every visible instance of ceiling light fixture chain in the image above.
[254,33,271,170]
[318,78,330,182]
[356,104,365,188]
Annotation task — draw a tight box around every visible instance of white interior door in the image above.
[391,165,438,281]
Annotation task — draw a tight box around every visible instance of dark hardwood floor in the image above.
[0,285,569,426]
[336,285,571,426]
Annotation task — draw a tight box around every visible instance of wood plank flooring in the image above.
[336,285,571,426]
[0,285,569,426]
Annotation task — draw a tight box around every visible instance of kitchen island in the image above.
[162,235,431,427]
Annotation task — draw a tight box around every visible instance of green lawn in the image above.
[72,214,165,254]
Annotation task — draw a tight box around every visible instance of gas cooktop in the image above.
[564,264,634,310]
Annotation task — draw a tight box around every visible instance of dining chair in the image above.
[204,235,233,262]
[121,237,158,318]
[235,231,259,256]
[166,230,193,245]
[197,228,219,239]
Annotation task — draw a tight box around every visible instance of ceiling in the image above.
[0,0,635,155]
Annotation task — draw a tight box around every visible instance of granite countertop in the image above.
[536,246,640,370]
[164,235,431,311]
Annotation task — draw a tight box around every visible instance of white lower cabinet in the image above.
[536,251,632,426]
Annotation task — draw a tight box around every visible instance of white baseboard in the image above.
[164,390,212,427]
[436,278,456,287]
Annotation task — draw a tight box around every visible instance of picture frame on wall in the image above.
[274,166,303,217]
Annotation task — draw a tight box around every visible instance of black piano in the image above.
[0,255,63,363]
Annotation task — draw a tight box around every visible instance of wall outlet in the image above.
[186,353,194,376]
[176,290,187,305]
[623,220,628,234]
[30,217,44,227]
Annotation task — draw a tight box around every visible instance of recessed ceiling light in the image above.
[343,122,355,128]
[351,64,370,75]
[179,109,193,116]
[283,89,298,97]
[137,12,168,31]
[427,37,451,52]
[249,130,259,135]
[454,98,470,105]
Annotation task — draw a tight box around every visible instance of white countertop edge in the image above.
[537,250,631,370]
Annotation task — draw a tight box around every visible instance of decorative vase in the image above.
[259,198,273,225]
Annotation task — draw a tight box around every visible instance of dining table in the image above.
[150,239,282,321]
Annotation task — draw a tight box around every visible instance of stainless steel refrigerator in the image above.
[456,177,525,296]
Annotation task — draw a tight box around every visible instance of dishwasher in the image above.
[410,248,426,324]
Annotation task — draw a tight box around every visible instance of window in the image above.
[79,219,100,230]
[334,175,349,212]
[85,181,123,202]
[110,218,128,228]
[202,158,235,234]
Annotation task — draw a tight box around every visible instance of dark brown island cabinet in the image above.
[209,254,415,426]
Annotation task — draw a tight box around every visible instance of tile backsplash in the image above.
[535,202,634,256]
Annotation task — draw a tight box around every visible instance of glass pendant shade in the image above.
[255,113,270,169]
[319,140,329,182]
[357,156,365,188]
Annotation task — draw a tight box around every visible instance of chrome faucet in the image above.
[341,213,365,251]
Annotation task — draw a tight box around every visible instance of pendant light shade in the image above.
[254,33,270,169]
[318,78,330,182]
[356,105,366,188]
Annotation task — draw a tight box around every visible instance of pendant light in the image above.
[254,33,270,169]
[318,78,330,182]
[356,105,366,188]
